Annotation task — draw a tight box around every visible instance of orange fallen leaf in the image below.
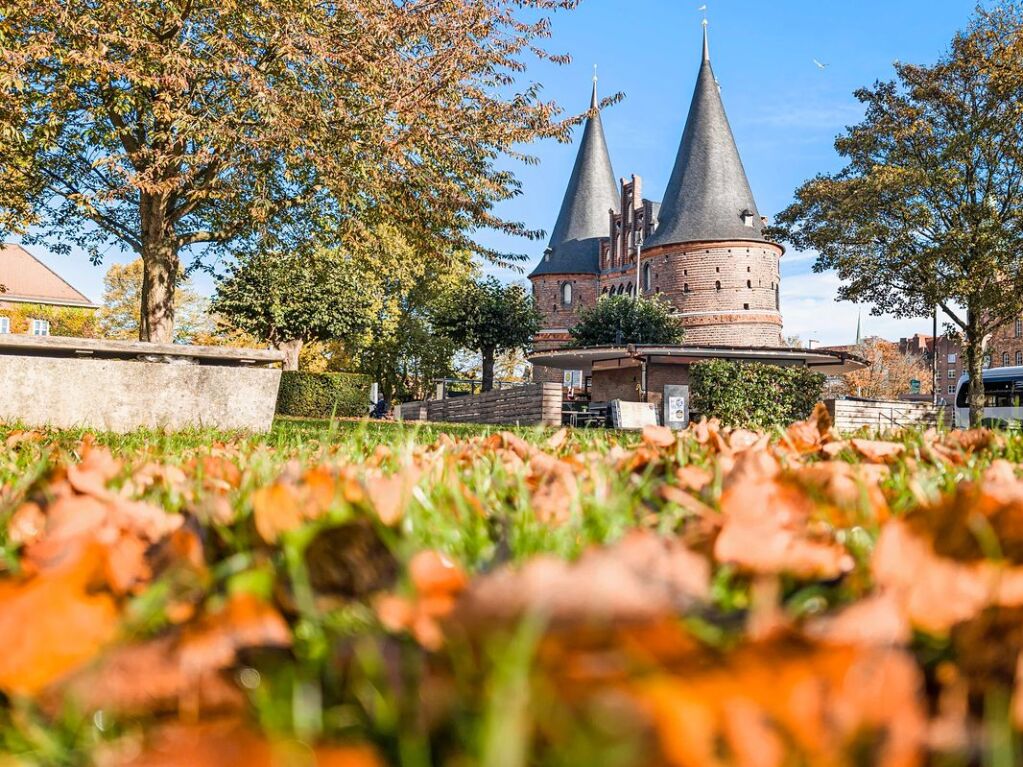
[115,718,384,767]
[0,543,119,696]
[642,425,676,449]
[850,438,905,463]
[250,482,304,543]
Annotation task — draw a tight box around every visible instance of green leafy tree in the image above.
[0,0,593,344]
[773,8,1023,426]
[568,294,683,348]
[211,247,375,371]
[433,277,541,392]
[97,259,210,343]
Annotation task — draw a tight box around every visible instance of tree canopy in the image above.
[567,294,683,348]
[0,0,592,343]
[211,246,377,371]
[772,6,1023,424]
[432,277,541,392]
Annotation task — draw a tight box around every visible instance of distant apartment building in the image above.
[900,318,1023,402]
[0,243,99,337]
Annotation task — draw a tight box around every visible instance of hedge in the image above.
[689,359,825,429]
[275,371,373,419]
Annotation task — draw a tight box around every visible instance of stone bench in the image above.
[0,335,284,433]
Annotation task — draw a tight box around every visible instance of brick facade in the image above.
[989,317,1023,370]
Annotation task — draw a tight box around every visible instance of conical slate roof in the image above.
[530,80,619,277]
[644,26,766,248]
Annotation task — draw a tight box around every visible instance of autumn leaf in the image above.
[453,531,709,627]
[0,543,119,696]
[642,425,676,449]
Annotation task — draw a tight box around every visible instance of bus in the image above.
[954,366,1023,429]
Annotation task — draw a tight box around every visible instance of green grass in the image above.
[3,417,1023,765]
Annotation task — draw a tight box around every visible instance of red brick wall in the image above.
[590,361,691,407]
[597,240,783,347]
[530,274,599,385]
[989,316,1023,370]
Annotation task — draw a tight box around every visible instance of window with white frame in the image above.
[947,353,957,364]
[947,369,954,379]
[948,384,955,395]
[31,319,50,336]
[1004,352,1011,367]
[0,317,8,334]
[560,282,572,308]
[1018,351,1023,366]
[1016,318,1022,338]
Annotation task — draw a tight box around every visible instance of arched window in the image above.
[617,284,624,295]
[1003,352,1011,367]
[1016,317,1023,338]
[715,280,721,291]
[683,283,690,293]
[746,280,752,289]
[1017,351,1022,366]
[560,282,572,307]
[642,263,652,292]
[626,282,634,296]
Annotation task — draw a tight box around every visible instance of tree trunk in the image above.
[481,347,495,393]
[964,311,986,428]
[139,206,178,344]
[279,339,303,372]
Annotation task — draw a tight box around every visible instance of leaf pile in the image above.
[4,411,1023,764]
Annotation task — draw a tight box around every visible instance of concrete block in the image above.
[0,338,283,432]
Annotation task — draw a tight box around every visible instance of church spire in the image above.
[530,75,619,277]
[645,24,766,249]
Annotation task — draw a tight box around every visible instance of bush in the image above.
[276,371,373,419]
[568,294,683,347]
[690,360,825,428]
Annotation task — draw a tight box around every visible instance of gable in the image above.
[0,244,96,308]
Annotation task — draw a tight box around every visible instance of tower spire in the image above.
[645,22,766,249]
[702,18,709,62]
[529,75,619,278]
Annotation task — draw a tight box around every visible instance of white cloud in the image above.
[780,271,932,346]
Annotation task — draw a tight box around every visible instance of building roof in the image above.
[0,243,97,308]
[529,343,867,376]
[529,80,620,278]
[644,25,768,249]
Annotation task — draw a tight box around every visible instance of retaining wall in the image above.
[825,398,941,433]
[398,382,562,426]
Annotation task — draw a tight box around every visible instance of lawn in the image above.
[2,411,1023,765]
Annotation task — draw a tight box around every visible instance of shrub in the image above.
[276,371,373,419]
[690,360,825,428]
[568,294,683,347]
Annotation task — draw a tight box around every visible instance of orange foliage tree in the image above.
[841,338,931,399]
[0,0,592,343]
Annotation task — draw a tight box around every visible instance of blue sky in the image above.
[17,0,975,345]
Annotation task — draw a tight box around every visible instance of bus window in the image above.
[956,381,969,408]
[985,380,1014,408]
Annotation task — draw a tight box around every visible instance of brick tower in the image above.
[529,23,784,369]
[639,22,783,346]
[528,77,618,384]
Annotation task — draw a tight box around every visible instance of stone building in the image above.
[529,26,782,384]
